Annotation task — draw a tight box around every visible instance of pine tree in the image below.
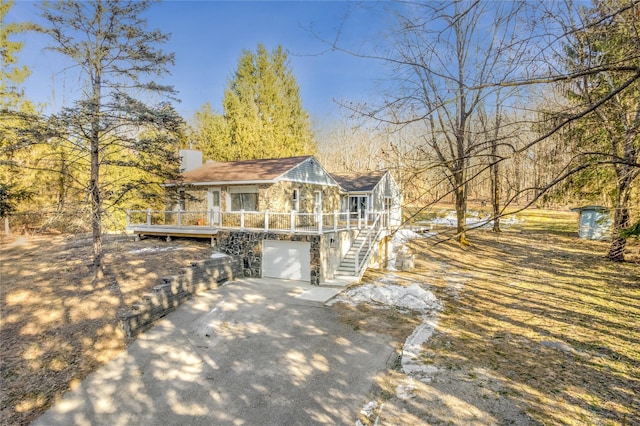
[188,103,232,161]
[0,0,36,218]
[221,44,314,159]
[560,0,640,261]
[39,0,184,278]
[0,0,31,111]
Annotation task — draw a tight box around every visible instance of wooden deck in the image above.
[130,225,219,240]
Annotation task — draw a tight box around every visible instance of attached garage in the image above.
[262,240,311,282]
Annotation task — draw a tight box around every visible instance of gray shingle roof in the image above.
[330,171,387,192]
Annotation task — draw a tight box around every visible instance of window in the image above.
[228,186,259,211]
[292,189,300,211]
[384,197,392,212]
[177,188,186,211]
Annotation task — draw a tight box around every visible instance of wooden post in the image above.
[264,210,269,231]
[240,210,245,230]
[384,236,389,269]
[290,210,296,233]
[146,208,151,226]
[334,211,338,232]
[177,208,182,227]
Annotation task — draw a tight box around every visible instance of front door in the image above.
[349,196,368,218]
[207,188,221,226]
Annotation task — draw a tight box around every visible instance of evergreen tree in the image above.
[39,0,184,278]
[0,0,31,111]
[560,0,640,261]
[0,0,36,219]
[188,103,232,161]
[221,44,314,159]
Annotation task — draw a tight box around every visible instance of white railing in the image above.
[126,209,387,235]
[353,212,385,275]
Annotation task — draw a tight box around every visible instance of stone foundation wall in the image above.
[119,255,242,337]
[216,231,322,286]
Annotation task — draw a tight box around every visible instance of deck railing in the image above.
[126,209,387,235]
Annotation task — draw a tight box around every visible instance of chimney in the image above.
[179,149,203,172]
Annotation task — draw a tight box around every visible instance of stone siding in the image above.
[182,182,341,214]
[119,255,242,337]
[216,230,322,286]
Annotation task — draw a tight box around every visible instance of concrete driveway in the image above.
[34,278,396,425]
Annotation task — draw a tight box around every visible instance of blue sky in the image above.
[7,1,397,123]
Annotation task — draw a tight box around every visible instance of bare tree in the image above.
[355,1,531,243]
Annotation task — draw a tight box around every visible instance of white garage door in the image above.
[262,240,311,282]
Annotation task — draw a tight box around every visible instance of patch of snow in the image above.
[127,246,183,255]
[395,378,417,399]
[540,340,587,357]
[360,401,377,417]
[401,317,439,382]
[330,283,441,313]
[392,229,425,243]
[420,210,522,229]
[385,229,434,272]
[210,252,230,259]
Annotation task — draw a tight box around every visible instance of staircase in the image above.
[336,230,371,276]
[336,229,378,278]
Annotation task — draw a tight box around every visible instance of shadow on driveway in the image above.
[34,278,396,425]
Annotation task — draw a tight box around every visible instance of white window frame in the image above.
[292,188,300,211]
[227,186,259,212]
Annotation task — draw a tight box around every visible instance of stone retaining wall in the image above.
[119,255,242,337]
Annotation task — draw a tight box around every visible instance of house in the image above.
[126,151,402,286]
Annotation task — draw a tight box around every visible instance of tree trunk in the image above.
[606,171,632,262]
[90,134,103,279]
[454,168,468,245]
[90,45,104,281]
[491,157,501,233]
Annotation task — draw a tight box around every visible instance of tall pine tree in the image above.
[220,44,314,159]
[39,0,184,278]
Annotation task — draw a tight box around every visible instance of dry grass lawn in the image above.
[358,209,640,425]
[0,234,213,426]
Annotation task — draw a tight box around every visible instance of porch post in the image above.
[146,208,151,226]
[177,207,182,227]
[333,211,338,232]
[264,210,269,231]
[240,209,245,230]
[290,210,295,233]
[318,214,323,234]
